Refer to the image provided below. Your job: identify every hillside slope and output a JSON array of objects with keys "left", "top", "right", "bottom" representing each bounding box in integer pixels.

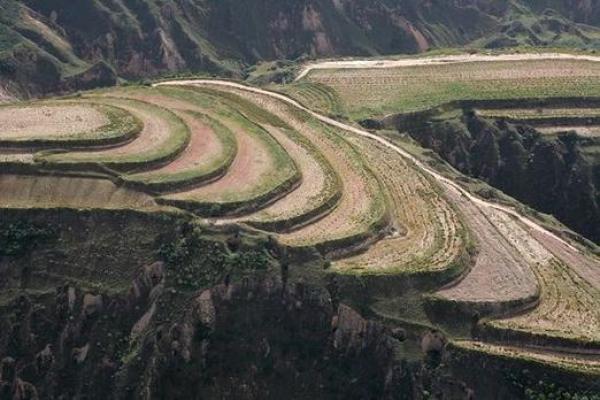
[{"left": 3, "top": 0, "right": 600, "bottom": 97}]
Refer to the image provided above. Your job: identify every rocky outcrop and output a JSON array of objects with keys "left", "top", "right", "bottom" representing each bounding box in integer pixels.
[
  {"left": 134, "top": 277, "right": 405, "bottom": 399},
  {"left": 0, "top": 259, "right": 477, "bottom": 399}
]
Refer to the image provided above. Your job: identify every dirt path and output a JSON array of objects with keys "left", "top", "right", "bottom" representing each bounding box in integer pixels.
[{"left": 295, "top": 53, "right": 600, "bottom": 81}]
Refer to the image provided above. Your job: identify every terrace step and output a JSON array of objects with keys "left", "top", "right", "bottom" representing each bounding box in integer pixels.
[
  {"left": 123, "top": 110, "right": 237, "bottom": 192},
  {"left": 0, "top": 174, "right": 155, "bottom": 209},
  {"left": 230, "top": 124, "right": 341, "bottom": 233},
  {"left": 199, "top": 85, "right": 389, "bottom": 258},
  {"left": 0, "top": 102, "right": 142, "bottom": 148},
  {"left": 275, "top": 121, "right": 389, "bottom": 258},
  {"left": 158, "top": 109, "right": 300, "bottom": 217},
  {"left": 452, "top": 340, "right": 600, "bottom": 376},
  {"left": 36, "top": 97, "right": 190, "bottom": 173},
  {"left": 430, "top": 186, "right": 540, "bottom": 317},
  {"left": 332, "top": 135, "right": 468, "bottom": 283}
]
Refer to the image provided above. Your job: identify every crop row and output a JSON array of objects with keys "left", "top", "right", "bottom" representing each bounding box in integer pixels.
[
  {"left": 307, "top": 60, "right": 600, "bottom": 118},
  {"left": 333, "top": 135, "right": 467, "bottom": 278}
]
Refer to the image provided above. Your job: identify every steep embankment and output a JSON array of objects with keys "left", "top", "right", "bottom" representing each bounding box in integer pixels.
[{"left": 405, "top": 112, "right": 600, "bottom": 244}]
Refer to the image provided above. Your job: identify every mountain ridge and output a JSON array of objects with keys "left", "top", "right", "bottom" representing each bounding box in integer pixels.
[{"left": 2, "top": 0, "right": 600, "bottom": 97}]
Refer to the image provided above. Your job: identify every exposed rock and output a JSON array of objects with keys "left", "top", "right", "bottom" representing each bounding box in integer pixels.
[{"left": 82, "top": 293, "right": 103, "bottom": 317}]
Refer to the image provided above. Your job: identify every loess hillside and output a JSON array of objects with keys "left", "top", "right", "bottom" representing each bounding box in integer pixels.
[
  {"left": 2, "top": 1, "right": 600, "bottom": 398},
  {"left": 3, "top": 0, "right": 600, "bottom": 97},
  {"left": 0, "top": 72, "right": 599, "bottom": 398}
]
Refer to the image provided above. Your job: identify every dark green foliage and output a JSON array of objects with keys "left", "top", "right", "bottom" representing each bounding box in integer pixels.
[
  {"left": 0, "top": 221, "right": 54, "bottom": 257},
  {"left": 505, "top": 369, "right": 600, "bottom": 400},
  {"left": 159, "top": 227, "right": 269, "bottom": 291}
]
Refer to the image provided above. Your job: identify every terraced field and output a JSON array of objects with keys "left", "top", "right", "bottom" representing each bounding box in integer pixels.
[
  {"left": 2, "top": 54, "right": 600, "bottom": 390},
  {"left": 275, "top": 82, "right": 346, "bottom": 118},
  {"left": 0, "top": 102, "right": 141, "bottom": 147},
  {"left": 37, "top": 98, "right": 190, "bottom": 171},
  {"left": 297, "top": 54, "right": 600, "bottom": 380},
  {"left": 332, "top": 136, "right": 466, "bottom": 276},
  {"left": 302, "top": 57, "right": 600, "bottom": 119},
  {"left": 433, "top": 187, "right": 539, "bottom": 312}
]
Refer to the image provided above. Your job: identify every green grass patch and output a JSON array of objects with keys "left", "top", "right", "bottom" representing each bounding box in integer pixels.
[{"left": 304, "top": 59, "right": 600, "bottom": 119}]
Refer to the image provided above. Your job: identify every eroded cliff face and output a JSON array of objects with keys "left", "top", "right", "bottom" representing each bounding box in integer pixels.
[
  {"left": 405, "top": 112, "right": 600, "bottom": 244},
  {"left": 0, "top": 271, "right": 478, "bottom": 400}
]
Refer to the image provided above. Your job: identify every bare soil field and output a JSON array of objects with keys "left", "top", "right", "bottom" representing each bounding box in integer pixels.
[
  {"left": 240, "top": 125, "right": 340, "bottom": 231},
  {"left": 275, "top": 128, "right": 385, "bottom": 252},
  {"left": 126, "top": 111, "right": 228, "bottom": 186},
  {"left": 91, "top": 89, "right": 236, "bottom": 189},
  {"left": 435, "top": 186, "right": 539, "bottom": 307},
  {"left": 38, "top": 98, "right": 188, "bottom": 169},
  {"left": 160, "top": 110, "right": 298, "bottom": 215},
  {"left": 206, "top": 89, "right": 341, "bottom": 231},
  {"left": 192, "top": 85, "right": 386, "bottom": 250},
  {"left": 247, "top": 109, "right": 387, "bottom": 251},
  {"left": 0, "top": 104, "right": 108, "bottom": 139},
  {"left": 164, "top": 117, "right": 271, "bottom": 200}
]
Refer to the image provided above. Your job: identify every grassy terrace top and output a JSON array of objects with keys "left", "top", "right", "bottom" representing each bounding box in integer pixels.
[{"left": 303, "top": 59, "right": 600, "bottom": 119}]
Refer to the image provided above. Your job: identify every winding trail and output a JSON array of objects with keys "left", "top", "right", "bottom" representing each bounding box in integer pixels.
[
  {"left": 154, "top": 79, "right": 585, "bottom": 258},
  {"left": 294, "top": 52, "right": 600, "bottom": 81}
]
